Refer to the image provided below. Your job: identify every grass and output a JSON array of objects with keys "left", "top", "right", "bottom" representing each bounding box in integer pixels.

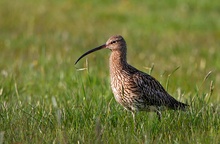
[{"left": 0, "top": 0, "right": 220, "bottom": 143}]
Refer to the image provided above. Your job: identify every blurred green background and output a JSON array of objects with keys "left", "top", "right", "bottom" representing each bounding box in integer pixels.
[{"left": 0, "top": 0, "right": 219, "bottom": 143}]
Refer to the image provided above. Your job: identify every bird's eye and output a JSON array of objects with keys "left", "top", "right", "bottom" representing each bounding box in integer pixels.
[{"left": 111, "top": 40, "right": 117, "bottom": 44}]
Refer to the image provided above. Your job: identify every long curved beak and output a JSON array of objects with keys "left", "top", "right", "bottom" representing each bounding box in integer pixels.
[{"left": 75, "top": 44, "right": 106, "bottom": 65}]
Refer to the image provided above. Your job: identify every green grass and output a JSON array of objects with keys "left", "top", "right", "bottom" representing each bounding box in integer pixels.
[{"left": 0, "top": 0, "right": 220, "bottom": 143}]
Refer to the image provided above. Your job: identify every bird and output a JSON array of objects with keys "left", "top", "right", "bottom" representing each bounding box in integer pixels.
[{"left": 75, "top": 35, "right": 188, "bottom": 122}]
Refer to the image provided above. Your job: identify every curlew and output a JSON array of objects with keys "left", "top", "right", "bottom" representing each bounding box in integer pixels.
[{"left": 75, "top": 35, "right": 188, "bottom": 122}]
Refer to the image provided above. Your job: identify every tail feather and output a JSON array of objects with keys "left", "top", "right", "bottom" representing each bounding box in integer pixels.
[
  {"left": 166, "top": 96, "right": 189, "bottom": 111},
  {"left": 173, "top": 101, "right": 189, "bottom": 111}
]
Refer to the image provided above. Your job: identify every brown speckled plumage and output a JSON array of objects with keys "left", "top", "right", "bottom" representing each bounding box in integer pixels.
[{"left": 75, "top": 35, "right": 188, "bottom": 121}]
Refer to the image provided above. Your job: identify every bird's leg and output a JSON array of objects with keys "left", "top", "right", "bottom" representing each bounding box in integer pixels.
[
  {"left": 156, "top": 110, "right": 161, "bottom": 121},
  {"left": 131, "top": 111, "right": 137, "bottom": 129},
  {"left": 132, "top": 112, "right": 136, "bottom": 124}
]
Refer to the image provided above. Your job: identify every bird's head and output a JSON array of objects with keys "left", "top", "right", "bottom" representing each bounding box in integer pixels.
[
  {"left": 105, "top": 35, "right": 126, "bottom": 51},
  {"left": 75, "top": 35, "right": 126, "bottom": 65}
]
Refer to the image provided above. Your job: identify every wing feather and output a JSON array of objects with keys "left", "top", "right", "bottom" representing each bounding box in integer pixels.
[{"left": 132, "top": 71, "right": 179, "bottom": 108}]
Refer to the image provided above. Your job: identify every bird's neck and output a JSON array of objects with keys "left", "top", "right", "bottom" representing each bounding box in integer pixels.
[{"left": 109, "top": 50, "right": 127, "bottom": 73}]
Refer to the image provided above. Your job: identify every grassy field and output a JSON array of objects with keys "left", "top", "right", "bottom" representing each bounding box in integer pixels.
[{"left": 0, "top": 0, "right": 220, "bottom": 143}]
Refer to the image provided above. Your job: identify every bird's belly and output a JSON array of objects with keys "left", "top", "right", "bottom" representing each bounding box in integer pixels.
[
  {"left": 112, "top": 87, "right": 121, "bottom": 103},
  {"left": 110, "top": 75, "right": 159, "bottom": 112},
  {"left": 112, "top": 86, "right": 154, "bottom": 112},
  {"left": 112, "top": 86, "right": 160, "bottom": 113}
]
